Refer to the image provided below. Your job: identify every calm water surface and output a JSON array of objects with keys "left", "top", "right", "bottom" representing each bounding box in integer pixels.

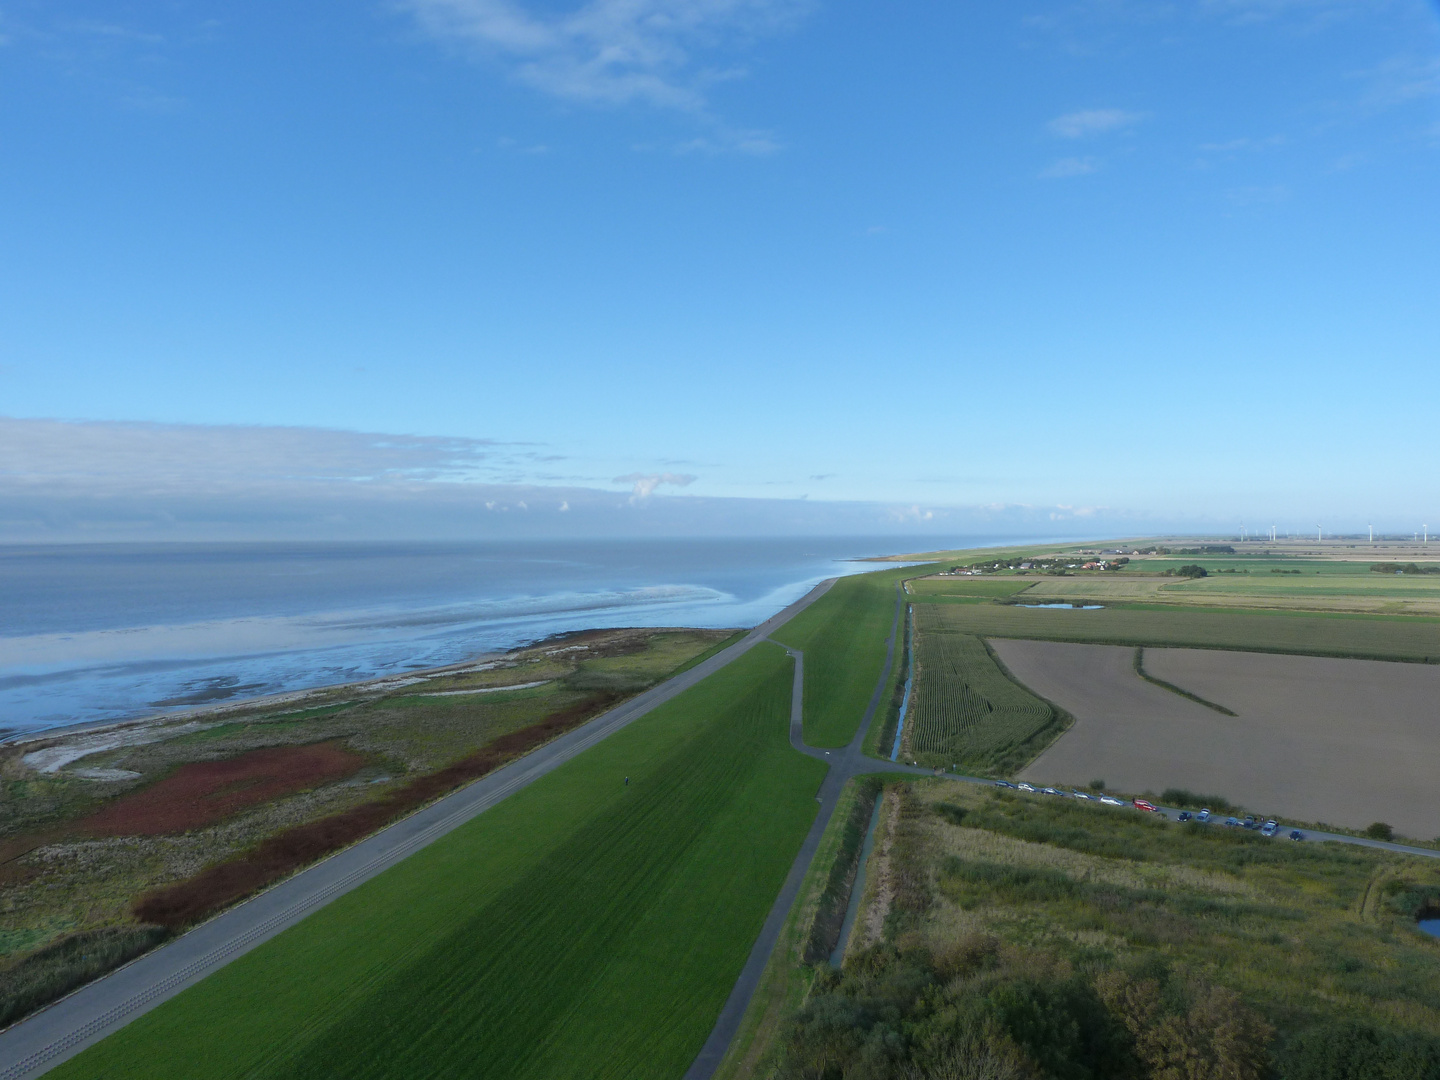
[{"left": 0, "top": 537, "right": 1027, "bottom": 737}]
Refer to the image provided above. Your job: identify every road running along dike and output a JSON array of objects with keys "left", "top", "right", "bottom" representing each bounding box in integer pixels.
[
  {"left": 685, "top": 584, "right": 1440, "bottom": 1080},
  {"left": 0, "top": 578, "right": 841, "bottom": 1080}
]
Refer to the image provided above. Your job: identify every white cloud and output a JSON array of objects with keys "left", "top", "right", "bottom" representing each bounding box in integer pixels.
[
  {"left": 614, "top": 471, "right": 697, "bottom": 501},
  {"left": 405, "top": 0, "right": 811, "bottom": 111},
  {"left": 0, "top": 417, "right": 525, "bottom": 492},
  {"left": 1040, "top": 156, "right": 1098, "bottom": 179},
  {"left": 1047, "top": 108, "right": 1144, "bottom": 138}
]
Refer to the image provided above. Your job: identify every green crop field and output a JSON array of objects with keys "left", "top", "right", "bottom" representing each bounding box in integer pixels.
[
  {"left": 51, "top": 643, "right": 827, "bottom": 1080},
  {"left": 772, "top": 570, "right": 905, "bottom": 747},
  {"left": 905, "top": 633, "right": 1059, "bottom": 774},
  {"left": 906, "top": 577, "right": 1036, "bottom": 600},
  {"left": 914, "top": 601, "right": 1440, "bottom": 662}
]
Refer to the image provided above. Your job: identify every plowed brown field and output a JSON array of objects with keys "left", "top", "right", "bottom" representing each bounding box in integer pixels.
[
  {"left": 998, "top": 639, "right": 1440, "bottom": 838},
  {"left": 81, "top": 743, "right": 365, "bottom": 837}
]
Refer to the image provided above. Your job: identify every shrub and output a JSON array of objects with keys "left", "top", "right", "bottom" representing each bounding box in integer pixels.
[
  {"left": 1175, "top": 564, "right": 1208, "bottom": 579},
  {"left": 1278, "top": 1021, "right": 1440, "bottom": 1079},
  {"left": 1161, "top": 789, "right": 1235, "bottom": 813},
  {"left": 0, "top": 925, "right": 170, "bottom": 1029},
  {"left": 1365, "top": 822, "right": 1395, "bottom": 841}
]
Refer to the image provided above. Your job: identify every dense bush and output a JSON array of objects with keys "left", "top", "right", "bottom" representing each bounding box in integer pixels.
[
  {"left": 773, "top": 940, "right": 1273, "bottom": 1080},
  {"left": 1174, "top": 565, "right": 1208, "bottom": 579},
  {"left": 1278, "top": 1021, "right": 1440, "bottom": 1079},
  {"left": 1365, "top": 822, "right": 1395, "bottom": 841}
]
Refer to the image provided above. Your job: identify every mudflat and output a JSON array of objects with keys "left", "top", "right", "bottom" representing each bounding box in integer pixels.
[{"left": 996, "top": 639, "right": 1440, "bottom": 838}]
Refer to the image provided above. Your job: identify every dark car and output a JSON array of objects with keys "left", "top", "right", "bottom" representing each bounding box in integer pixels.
[
  {"left": 1243, "top": 816, "right": 1258, "bottom": 829},
  {"left": 1289, "top": 830, "right": 1305, "bottom": 841},
  {"left": 1177, "top": 811, "right": 1193, "bottom": 822},
  {"left": 1224, "top": 817, "right": 1242, "bottom": 827}
]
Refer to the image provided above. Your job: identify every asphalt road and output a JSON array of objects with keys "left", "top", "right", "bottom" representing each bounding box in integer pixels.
[{"left": 0, "top": 578, "right": 839, "bottom": 1080}]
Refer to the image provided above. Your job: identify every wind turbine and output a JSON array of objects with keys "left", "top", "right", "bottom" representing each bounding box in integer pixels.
[
  {"left": 1369, "top": 524, "right": 1373, "bottom": 543},
  {"left": 1316, "top": 525, "right": 1322, "bottom": 542}
]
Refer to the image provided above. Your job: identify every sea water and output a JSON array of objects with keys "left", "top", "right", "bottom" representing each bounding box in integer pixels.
[{"left": 0, "top": 537, "right": 1023, "bottom": 738}]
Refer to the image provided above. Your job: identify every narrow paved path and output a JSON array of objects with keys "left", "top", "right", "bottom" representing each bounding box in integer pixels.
[{"left": 0, "top": 580, "right": 840, "bottom": 1080}]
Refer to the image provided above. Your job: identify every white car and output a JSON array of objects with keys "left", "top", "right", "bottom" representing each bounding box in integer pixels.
[
  {"left": 1017, "top": 782, "right": 1036, "bottom": 792},
  {"left": 1197, "top": 808, "right": 1211, "bottom": 822},
  {"left": 1099, "top": 795, "right": 1125, "bottom": 807},
  {"left": 1041, "top": 787, "right": 1063, "bottom": 796},
  {"left": 1071, "top": 790, "right": 1093, "bottom": 801}
]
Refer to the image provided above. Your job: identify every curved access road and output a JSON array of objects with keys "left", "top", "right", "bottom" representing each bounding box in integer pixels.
[{"left": 0, "top": 579, "right": 839, "bottom": 1080}]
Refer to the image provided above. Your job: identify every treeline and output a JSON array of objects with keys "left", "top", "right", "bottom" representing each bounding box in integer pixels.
[
  {"left": 1160, "top": 564, "right": 1207, "bottom": 579},
  {"left": 1372, "top": 563, "right": 1440, "bottom": 576}
]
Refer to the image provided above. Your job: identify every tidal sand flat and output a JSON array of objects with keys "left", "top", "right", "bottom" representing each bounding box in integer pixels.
[{"left": 998, "top": 639, "right": 1440, "bottom": 838}]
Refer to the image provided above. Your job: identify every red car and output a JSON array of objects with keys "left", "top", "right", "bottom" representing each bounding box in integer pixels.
[{"left": 1132, "top": 799, "right": 1158, "bottom": 812}]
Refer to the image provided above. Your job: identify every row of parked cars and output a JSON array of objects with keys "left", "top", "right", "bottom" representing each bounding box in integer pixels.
[{"left": 993, "top": 781, "right": 1305, "bottom": 841}]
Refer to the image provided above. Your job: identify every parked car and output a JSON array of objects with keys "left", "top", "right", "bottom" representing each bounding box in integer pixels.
[
  {"left": 1017, "top": 782, "right": 1036, "bottom": 792},
  {"left": 1224, "top": 817, "right": 1242, "bottom": 827},
  {"left": 1177, "top": 811, "right": 1193, "bottom": 822},
  {"left": 1099, "top": 796, "right": 1125, "bottom": 807},
  {"left": 1242, "top": 816, "right": 1258, "bottom": 829},
  {"left": 1133, "top": 799, "right": 1158, "bottom": 812},
  {"left": 1289, "top": 830, "right": 1305, "bottom": 841},
  {"left": 1261, "top": 820, "right": 1278, "bottom": 837},
  {"left": 994, "top": 780, "right": 1016, "bottom": 789},
  {"left": 1197, "top": 809, "right": 1211, "bottom": 822},
  {"left": 1072, "top": 790, "right": 1093, "bottom": 800},
  {"left": 1041, "top": 787, "right": 1062, "bottom": 796}
]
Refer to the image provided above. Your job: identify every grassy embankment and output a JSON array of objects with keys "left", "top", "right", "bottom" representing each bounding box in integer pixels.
[
  {"left": 771, "top": 570, "right": 907, "bottom": 747},
  {"left": 0, "top": 629, "right": 738, "bottom": 1026},
  {"left": 52, "top": 643, "right": 826, "bottom": 1080},
  {"left": 713, "top": 775, "right": 888, "bottom": 1080},
  {"left": 757, "top": 778, "right": 1440, "bottom": 1080}
]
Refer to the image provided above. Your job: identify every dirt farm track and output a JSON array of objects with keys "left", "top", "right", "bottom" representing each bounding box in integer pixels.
[{"left": 999, "top": 640, "right": 1440, "bottom": 839}]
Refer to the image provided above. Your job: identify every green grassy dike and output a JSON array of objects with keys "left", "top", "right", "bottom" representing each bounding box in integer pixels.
[
  {"left": 52, "top": 643, "right": 826, "bottom": 1080},
  {"left": 773, "top": 569, "right": 911, "bottom": 747}
]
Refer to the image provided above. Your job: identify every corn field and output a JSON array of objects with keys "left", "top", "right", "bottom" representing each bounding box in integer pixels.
[{"left": 906, "top": 630, "right": 1057, "bottom": 773}]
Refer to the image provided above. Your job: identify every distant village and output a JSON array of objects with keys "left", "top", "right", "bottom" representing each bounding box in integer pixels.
[{"left": 941, "top": 549, "right": 1140, "bottom": 577}]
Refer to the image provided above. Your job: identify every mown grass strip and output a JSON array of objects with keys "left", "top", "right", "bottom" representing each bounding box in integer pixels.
[
  {"left": 51, "top": 644, "right": 826, "bottom": 1080},
  {"left": 772, "top": 570, "right": 908, "bottom": 747}
]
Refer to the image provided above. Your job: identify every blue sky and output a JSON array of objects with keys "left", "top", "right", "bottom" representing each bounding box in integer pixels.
[{"left": 1, "top": 0, "right": 1437, "bottom": 539}]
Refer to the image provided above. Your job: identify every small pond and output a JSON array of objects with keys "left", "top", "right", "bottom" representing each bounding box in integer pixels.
[{"left": 1017, "top": 603, "right": 1104, "bottom": 610}]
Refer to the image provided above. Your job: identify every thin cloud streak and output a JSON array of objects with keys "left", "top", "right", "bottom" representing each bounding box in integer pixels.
[
  {"left": 1047, "top": 108, "right": 1144, "bottom": 138},
  {"left": 405, "top": 0, "right": 812, "bottom": 111}
]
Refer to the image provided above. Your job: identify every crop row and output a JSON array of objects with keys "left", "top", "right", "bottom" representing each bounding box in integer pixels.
[{"left": 906, "top": 631, "right": 1056, "bottom": 774}]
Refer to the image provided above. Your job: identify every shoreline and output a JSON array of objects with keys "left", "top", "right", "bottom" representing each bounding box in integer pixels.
[{"left": 2, "top": 624, "right": 736, "bottom": 766}]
